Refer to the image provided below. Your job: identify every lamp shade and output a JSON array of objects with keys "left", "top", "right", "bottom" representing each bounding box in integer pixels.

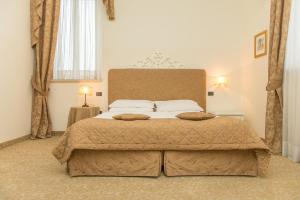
[{"left": 78, "top": 85, "right": 93, "bottom": 96}]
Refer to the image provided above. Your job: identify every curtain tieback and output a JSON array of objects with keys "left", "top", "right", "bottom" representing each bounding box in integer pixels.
[{"left": 31, "top": 80, "right": 48, "bottom": 97}]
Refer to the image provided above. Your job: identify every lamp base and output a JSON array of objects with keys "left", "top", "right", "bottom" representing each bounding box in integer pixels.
[{"left": 82, "top": 104, "right": 89, "bottom": 107}]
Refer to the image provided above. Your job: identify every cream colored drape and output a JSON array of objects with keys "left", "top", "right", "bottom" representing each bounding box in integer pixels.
[
  {"left": 30, "top": 0, "right": 60, "bottom": 139},
  {"left": 282, "top": 0, "right": 300, "bottom": 162},
  {"left": 103, "top": 0, "right": 115, "bottom": 20},
  {"left": 265, "top": 0, "right": 291, "bottom": 154}
]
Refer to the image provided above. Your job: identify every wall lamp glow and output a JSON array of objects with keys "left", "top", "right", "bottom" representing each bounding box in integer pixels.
[{"left": 215, "top": 76, "right": 227, "bottom": 87}]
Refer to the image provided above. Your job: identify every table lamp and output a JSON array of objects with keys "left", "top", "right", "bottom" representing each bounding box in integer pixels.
[{"left": 79, "top": 86, "right": 93, "bottom": 107}]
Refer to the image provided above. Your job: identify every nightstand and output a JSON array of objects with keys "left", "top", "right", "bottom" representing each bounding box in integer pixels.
[
  {"left": 67, "top": 106, "right": 100, "bottom": 127},
  {"left": 212, "top": 111, "right": 245, "bottom": 120}
]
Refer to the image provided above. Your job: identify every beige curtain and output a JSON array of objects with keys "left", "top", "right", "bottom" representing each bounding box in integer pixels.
[
  {"left": 103, "top": 0, "right": 115, "bottom": 20},
  {"left": 265, "top": 0, "right": 291, "bottom": 154},
  {"left": 30, "top": 0, "right": 60, "bottom": 139}
]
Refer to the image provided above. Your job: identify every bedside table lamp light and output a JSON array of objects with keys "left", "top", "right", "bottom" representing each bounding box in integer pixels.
[{"left": 79, "top": 86, "right": 93, "bottom": 107}]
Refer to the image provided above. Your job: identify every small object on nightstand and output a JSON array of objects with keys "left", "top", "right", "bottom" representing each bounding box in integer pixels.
[
  {"left": 67, "top": 106, "right": 100, "bottom": 127},
  {"left": 79, "top": 85, "right": 93, "bottom": 107},
  {"left": 211, "top": 111, "right": 245, "bottom": 120}
]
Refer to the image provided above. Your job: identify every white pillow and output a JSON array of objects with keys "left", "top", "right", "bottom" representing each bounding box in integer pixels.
[
  {"left": 109, "top": 107, "right": 153, "bottom": 113},
  {"left": 109, "top": 99, "right": 154, "bottom": 109},
  {"left": 155, "top": 100, "right": 203, "bottom": 112}
]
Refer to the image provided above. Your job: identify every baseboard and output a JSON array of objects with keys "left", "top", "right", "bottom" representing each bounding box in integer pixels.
[
  {"left": 0, "top": 134, "right": 31, "bottom": 150},
  {"left": 0, "top": 131, "right": 65, "bottom": 150}
]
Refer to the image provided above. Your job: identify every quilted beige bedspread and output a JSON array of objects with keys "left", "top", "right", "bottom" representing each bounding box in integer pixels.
[{"left": 53, "top": 117, "right": 270, "bottom": 175}]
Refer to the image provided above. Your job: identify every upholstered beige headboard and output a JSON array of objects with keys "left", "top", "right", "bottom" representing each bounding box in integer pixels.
[{"left": 108, "top": 69, "right": 206, "bottom": 110}]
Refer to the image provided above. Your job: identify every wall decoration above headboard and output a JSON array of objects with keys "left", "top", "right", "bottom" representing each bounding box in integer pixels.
[{"left": 133, "top": 52, "right": 185, "bottom": 68}]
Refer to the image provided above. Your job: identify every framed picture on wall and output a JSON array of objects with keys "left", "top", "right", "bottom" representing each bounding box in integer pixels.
[{"left": 254, "top": 30, "right": 268, "bottom": 58}]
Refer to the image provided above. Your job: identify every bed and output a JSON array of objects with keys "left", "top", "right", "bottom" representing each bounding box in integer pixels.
[{"left": 53, "top": 69, "right": 270, "bottom": 177}]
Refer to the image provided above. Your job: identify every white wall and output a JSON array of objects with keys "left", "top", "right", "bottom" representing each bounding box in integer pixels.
[
  {"left": 240, "top": 0, "right": 270, "bottom": 137},
  {"left": 103, "top": 0, "right": 246, "bottom": 114},
  {"left": 0, "top": 0, "right": 33, "bottom": 142},
  {"left": 49, "top": 0, "right": 270, "bottom": 137}
]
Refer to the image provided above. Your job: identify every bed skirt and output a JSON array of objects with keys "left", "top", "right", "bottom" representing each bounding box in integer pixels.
[
  {"left": 164, "top": 150, "right": 258, "bottom": 176},
  {"left": 67, "top": 150, "right": 263, "bottom": 177},
  {"left": 67, "top": 150, "right": 162, "bottom": 177}
]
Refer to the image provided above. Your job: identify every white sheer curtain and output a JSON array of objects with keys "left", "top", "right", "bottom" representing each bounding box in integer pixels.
[
  {"left": 283, "top": 0, "right": 300, "bottom": 162},
  {"left": 53, "top": 0, "right": 102, "bottom": 80}
]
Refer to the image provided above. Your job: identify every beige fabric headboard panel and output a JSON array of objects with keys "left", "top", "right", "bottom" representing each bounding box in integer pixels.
[{"left": 108, "top": 69, "right": 206, "bottom": 110}]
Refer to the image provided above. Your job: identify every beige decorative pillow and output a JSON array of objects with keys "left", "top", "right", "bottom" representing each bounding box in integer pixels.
[
  {"left": 176, "top": 112, "right": 216, "bottom": 121},
  {"left": 113, "top": 114, "right": 150, "bottom": 121}
]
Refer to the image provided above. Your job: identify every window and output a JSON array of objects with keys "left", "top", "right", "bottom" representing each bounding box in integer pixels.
[{"left": 53, "top": 0, "right": 101, "bottom": 81}]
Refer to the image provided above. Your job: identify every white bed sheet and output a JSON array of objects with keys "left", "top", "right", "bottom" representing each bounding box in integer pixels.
[{"left": 95, "top": 111, "right": 185, "bottom": 119}]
